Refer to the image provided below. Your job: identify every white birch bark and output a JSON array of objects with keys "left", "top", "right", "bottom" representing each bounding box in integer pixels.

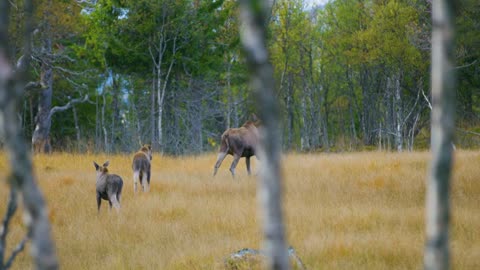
[
  {"left": 239, "top": 0, "right": 290, "bottom": 269},
  {"left": 424, "top": 1, "right": 456, "bottom": 270},
  {"left": 394, "top": 73, "right": 403, "bottom": 152}
]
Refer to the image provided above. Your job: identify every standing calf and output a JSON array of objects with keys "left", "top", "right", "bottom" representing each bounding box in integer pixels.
[
  {"left": 213, "top": 115, "right": 261, "bottom": 177},
  {"left": 93, "top": 161, "right": 123, "bottom": 212},
  {"left": 132, "top": 144, "right": 152, "bottom": 192}
]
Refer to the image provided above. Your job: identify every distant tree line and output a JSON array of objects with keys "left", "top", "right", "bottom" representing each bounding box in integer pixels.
[{"left": 4, "top": 0, "right": 480, "bottom": 154}]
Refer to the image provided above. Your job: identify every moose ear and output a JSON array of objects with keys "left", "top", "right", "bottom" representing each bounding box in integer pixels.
[
  {"left": 251, "top": 113, "right": 258, "bottom": 122},
  {"left": 103, "top": 161, "right": 110, "bottom": 167},
  {"left": 93, "top": 161, "right": 100, "bottom": 170}
]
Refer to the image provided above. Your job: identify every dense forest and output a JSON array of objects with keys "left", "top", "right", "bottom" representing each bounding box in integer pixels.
[{"left": 5, "top": 0, "right": 480, "bottom": 154}]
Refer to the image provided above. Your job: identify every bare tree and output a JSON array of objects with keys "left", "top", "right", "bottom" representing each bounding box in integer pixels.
[
  {"left": 0, "top": 0, "right": 58, "bottom": 269},
  {"left": 148, "top": 2, "right": 179, "bottom": 151},
  {"left": 239, "top": 0, "right": 290, "bottom": 269},
  {"left": 424, "top": 1, "right": 456, "bottom": 270}
]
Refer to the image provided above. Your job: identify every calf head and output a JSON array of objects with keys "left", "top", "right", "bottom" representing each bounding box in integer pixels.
[
  {"left": 93, "top": 161, "right": 109, "bottom": 177},
  {"left": 140, "top": 144, "right": 152, "bottom": 161}
]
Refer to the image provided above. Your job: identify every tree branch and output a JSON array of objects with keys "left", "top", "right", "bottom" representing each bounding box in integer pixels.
[
  {"left": 422, "top": 89, "right": 433, "bottom": 110},
  {"left": 456, "top": 128, "right": 480, "bottom": 137},
  {"left": 4, "top": 235, "right": 29, "bottom": 269},
  {"left": 0, "top": 188, "right": 18, "bottom": 267},
  {"left": 24, "top": 81, "right": 45, "bottom": 92},
  {"left": 48, "top": 94, "right": 90, "bottom": 119},
  {"left": 454, "top": 59, "right": 477, "bottom": 70}
]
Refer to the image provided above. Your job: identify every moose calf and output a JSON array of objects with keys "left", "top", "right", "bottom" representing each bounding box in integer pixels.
[
  {"left": 94, "top": 161, "right": 123, "bottom": 212},
  {"left": 132, "top": 144, "right": 152, "bottom": 192}
]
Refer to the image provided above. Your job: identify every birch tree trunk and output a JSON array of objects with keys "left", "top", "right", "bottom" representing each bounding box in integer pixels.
[
  {"left": 424, "top": 1, "right": 456, "bottom": 269},
  {"left": 151, "top": 64, "right": 156, "bottom": 145},
  {"left": 72, "top": 105, "right": 80, "bottom": 151},
  {"left": 300, "top": 90, "right": 309, "bottom": 151},
  {"left": 150, "top": 31, "right": 176, "bottom": 152},
  {"left": 0, "top": 0, "right": 58, "bottom": 268},
  {"left": 95, "top": 93, "right": 100, "bottom": 149},
  {"left": 239, "top": 0, "right": 290, "bottom": 269},
  {"left": 102, "top": 91, "right": 109, "bottom": 152},
  {"left": 394, "top": 72, "right": 403, "bottom": 152}
]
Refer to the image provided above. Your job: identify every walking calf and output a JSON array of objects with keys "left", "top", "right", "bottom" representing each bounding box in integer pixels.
[
  {"left": 94, "top": 161, "right": 123, "bottom": 212},
  {"left": 132, "top": 144, "right": 152, "bottom": 192}
]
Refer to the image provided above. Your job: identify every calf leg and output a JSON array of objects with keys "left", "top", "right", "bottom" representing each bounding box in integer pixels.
[
  {"left": 110, "top": 194, "right": 121, "bottom": 211},
  {"left": 141, "top": 171, "right": 149, "bottom": 192},
  {"left": 246, "top": 156, "right": 251, "bottom": 176},
  {"left": 229, "top": 154, "right": 241, "bottom": 178},
  {"left": 147, "top": 169, "right": 151, "bottom": 185},
  {"left": 117, "top": 190, "right": 122, "bottom": 203},
  {"left": 96, "top": 193, "right": 101, "bottom": 213},
  {"left": 133, "top": 171, "right": 140, "bottom": 193},
  {"left": 213, "top": 151, "right": 228, "bottom": 176}
]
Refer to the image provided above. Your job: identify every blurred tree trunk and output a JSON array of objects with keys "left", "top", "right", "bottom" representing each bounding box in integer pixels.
[
  {"left": 424, "top": 1, "right": 456, "bottom": 270},
  {"left": 239, "top": 0, "right": 289, "bottom": 269},
  {"left": 0, "top": 0, "right": 58, "bottom": 269}
]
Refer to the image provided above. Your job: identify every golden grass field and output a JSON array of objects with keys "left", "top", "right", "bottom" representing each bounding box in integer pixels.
[{"left": 0, "top": 151, "right": 479, "bottom": 269}]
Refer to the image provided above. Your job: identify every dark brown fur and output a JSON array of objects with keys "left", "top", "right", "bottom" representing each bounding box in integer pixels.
[
  {"left": 213, "top": 117, "right": 261, "bottom": 177},
  {"left": 132, "top": 144, "right": 152, "bottom": 192}
]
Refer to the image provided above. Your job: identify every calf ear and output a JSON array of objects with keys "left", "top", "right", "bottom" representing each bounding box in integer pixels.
[
  {"left": 93, "top": 161, "right": 100, "bottom": 170},
  {"left": 103, "top": 160, "right": 110, "bottom": 167}
]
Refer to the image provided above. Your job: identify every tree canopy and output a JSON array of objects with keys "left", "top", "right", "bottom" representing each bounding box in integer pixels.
[{"left": 5, "top": 0, "right": 480, "bottom": 153}]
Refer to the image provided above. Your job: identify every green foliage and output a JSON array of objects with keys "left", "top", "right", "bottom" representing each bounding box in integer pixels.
[{"left": 11, "top": 0, "right": 480, "bottom": 153}]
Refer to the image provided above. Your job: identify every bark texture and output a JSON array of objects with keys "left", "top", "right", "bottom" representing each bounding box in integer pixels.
[
  {"left": 424, "top": 1, "right": 456, "bottom": 270},
  {"left": 239, "top": 0, "right": 290, "bottom": 269}
]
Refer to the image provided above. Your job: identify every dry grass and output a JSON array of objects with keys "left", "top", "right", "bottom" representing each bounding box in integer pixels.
[{"left": 0, "top": 151, "right": 479, "bottom": 269}]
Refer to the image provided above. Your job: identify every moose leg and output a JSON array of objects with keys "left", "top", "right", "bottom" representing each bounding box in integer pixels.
[
  {"left": 213, "top": 151, "right": 228, "bottom": 176},
  {"left": 141, "top": 171, "right": 149, "bottom": 192},
  {"left": 147, "top": 169, "right": 151, "bottom": 185},
  {"left": 133, "top": 171, "right": 139, "bottom": 193},
  {"left": 246, "top": 156, "right": 251, "bottom": 176},
  {"left": 96, "top": 193, "right": 101, "bottom": 213},
  {"left": 108, "top": 200, "right": 113, "bottom": 209},
  {"left": 110, "top": 194, "right": 121, "bottom": 211},
  {"left": 146, "top": 169, "right": 151, "bottom": 191},
  {"left": 229, "top": 154, "right": 241, "bottom": 177}
]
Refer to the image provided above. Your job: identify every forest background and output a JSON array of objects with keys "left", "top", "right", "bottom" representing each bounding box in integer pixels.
[{"left": 5, "top": 0, "right": 480, "bottom": 154}]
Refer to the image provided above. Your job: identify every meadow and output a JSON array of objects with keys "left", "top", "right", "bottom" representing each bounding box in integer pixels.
[{"left": 0, "top": 151, "right": 479, "bottom": 269}]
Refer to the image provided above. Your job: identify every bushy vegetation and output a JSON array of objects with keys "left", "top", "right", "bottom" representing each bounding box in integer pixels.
[{"left": 6, "top": 0, "right": 480, "bottom": 154}]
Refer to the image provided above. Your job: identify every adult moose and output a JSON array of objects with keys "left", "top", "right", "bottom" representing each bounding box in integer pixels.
[{"left": 213, "top": 114, "right": 261, "bottom": 177}]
